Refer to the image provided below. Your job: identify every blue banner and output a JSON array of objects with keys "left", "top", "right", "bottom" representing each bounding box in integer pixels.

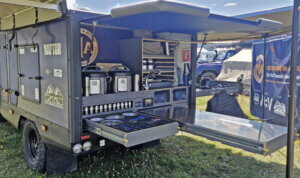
[{"left": 251, "top": 34, "right": 300, "bottom": 127}]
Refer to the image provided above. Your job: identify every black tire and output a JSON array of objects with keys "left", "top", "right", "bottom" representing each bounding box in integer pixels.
[
  {"left": 23, "top": 120, "right": 46, "bottom": 173},
  {"left": 0, "top": 114, "right": 6, "bottom": 122},
  {"left": 198, "top": 72, "right": 217, "bottom": 86}
]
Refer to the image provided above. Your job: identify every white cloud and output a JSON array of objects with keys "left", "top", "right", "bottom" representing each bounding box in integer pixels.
[
  {"left": 66, "top": 0, "right": 79, "bottom": 9},
  {"left": 115, "top": 3, "right": 121, "bottom": 8},
  {"left": 212, "top": 3, "right": 217, "bottom": 6},
  {"left": 224, "top": 2, "right": 237, "bottom": 7}
]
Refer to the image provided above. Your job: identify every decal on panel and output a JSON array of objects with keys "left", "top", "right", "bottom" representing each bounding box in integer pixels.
[
  {"left": 30, "top": 47, "right": 38, "bottom": 53},
  {"left": 1, "top": 91, "right": 8, "bottom": 101},
  {"left": 44, "top": 84, "right": 63, "bottom": 109},
  {"left": 21, "top": 85, "right": 25, "bottom": 96},
  {"left": 34, "top": 88, "right": 40, "bottom": 101},
  {"left": 273, "top": 100, "right": 286, "bottom": 117},
  {"left": 80, "top": 28, "right": 98, "bottom": 66},
  {"left": 44, "top": 69, "right": 51, "bottom": 76},
  {"left": 253, "top": 54, "right": 264, "bottom": 83},
  {"left": 19, "top": 48, "right": 25, "bottom": 55},
  {"left": 44, "top": 43, "right": 62, "bottom": 56},
  {"left": 54, "top": 69, "right": 63, "bottom": 78}
]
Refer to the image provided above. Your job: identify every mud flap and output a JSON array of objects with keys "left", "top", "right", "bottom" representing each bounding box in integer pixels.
[
  {"left": 46, "top": 145, "right": 77, "bottom": 176},
  {"left": 140, "top": 105, "right": 288, "bottom": 155}
]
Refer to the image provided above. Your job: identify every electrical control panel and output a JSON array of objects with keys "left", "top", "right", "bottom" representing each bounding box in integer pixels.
[{"left": 81, "top": 87, "right": 188, "bottom": 119}]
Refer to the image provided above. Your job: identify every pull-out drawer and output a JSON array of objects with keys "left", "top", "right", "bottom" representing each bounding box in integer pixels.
[
  {"left": 140, "top": 106, "right": 288, "bottom": 155},
  {"left": 84, "top": 112, "right": 178, "bottom": 147}
]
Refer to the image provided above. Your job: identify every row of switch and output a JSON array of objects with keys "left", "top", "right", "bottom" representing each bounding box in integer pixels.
[{"left": 83, "top": 101, "right": 134, "bottom": 115}]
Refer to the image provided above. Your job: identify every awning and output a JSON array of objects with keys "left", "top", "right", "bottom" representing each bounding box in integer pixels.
[
  {"left": 91, "top": 1, "right": 284, "bottom": 41},
  {"left": 0, "top": 0, "right": 63, "bottom": 31},
  {"left": 234, "top": 6, "right": 293, "bottom": 37}
]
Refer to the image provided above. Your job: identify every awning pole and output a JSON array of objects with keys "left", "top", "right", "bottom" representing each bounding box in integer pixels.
[
  {"left": 196, "top": 33, "right": 207, "bottom": 59},
  {"left": 190, "top": 33, "right": 198, "bottom": 106},
  {"left": 286, "top": 0, "right": 299, "bottom": 177},
  {"left": 262, "top": 33, "right": 268, "bottom": 120}
]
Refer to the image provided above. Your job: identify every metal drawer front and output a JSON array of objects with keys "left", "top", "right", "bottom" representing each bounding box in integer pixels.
[{"left": 84, "top": 113, "right": 178, "bottom": 147}]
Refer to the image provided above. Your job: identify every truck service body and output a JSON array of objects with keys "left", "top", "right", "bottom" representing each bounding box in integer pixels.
[{"left": 0, "top": 0, "right": 290, "bottom": 175}]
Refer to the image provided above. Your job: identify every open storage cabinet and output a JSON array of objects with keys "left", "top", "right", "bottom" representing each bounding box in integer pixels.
[
  {"left": 79, "top": 0, "right": 288, "bottom": 157},
  {"left": 120, "top": 38, "right": 177, "bottom": 86}
]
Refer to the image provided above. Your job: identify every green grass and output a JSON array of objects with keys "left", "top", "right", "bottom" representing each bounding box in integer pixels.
[{"left": 0, "top": 95, "right": 300, "bottom": 177}]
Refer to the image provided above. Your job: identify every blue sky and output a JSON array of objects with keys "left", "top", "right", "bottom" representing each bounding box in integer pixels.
[{"left": 67, "top": 0, "right": 293, "bottom": 16}]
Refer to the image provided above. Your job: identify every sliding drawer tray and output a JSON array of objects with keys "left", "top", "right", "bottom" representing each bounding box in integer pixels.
[
  {"left": 84, "top": 112, "right": 178, "bottom": 147},
  {"left": 140, "top": 106, "right": 288, "bottom": 155},
  {"left": 196, "top": 81, "right": 243, "bottom": 97}
]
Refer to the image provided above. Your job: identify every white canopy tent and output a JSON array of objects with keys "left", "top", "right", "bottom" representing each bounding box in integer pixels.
[{"left": 216, "top": 48, "right": 252, "bottom": 93}]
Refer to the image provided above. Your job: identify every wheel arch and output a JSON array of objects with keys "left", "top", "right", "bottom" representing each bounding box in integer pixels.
[
  {"left": 199, "top": 70, "right": 218, "bottom": 78},
  {"left": 18, "top": 115, "right": 28, "bottom": 130}
]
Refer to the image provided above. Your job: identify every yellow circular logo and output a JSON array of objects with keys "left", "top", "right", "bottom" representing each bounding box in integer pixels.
[
  {"left": 254, "top": 54, "right": 264, "bottom": 83},
  {"left": 80, "top": 28, "right": 99, "bottom": 66}
]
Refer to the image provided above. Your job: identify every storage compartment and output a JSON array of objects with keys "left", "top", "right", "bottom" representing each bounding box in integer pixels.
[
  {"left": 173, "top": 88, "right": 187, "bottom": 101},
  {"left": 143, "top": 41, "right": 164, "bottom": 55},
  {"left": 19, "top": 45, "right": 41, "bottom": 102},
  {"left": 154, "top": 90, "right": 170, "bottom": 104},
  {"left": 84, "top": 112, "right": 178, "bottom": 147},
  {"left": 0, "top": 35, "right": 8, "bottom": 102},
  {"left": 120, "top": 38, "right": 179, "bottom": 90}
]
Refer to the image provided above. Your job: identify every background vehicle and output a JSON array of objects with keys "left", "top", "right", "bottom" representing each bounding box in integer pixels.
[{"left": 197, "top": 49, "right": 239, "bottom": 86}]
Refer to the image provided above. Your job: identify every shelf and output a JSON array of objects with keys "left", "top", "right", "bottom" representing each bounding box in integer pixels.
[
  {"left": 143, "top": 55, "right": 175, "bottom": 59},
  {"left": 145, "top": 79, "right": 175, "bottom": 82},
  {"left": 155, "top": 66, "right": 174, "bottom": 69},
  {"left": 143, "top": 71, "right": 174, "bottom": 74},
  {"left": 154, "top": 61, "right": 175, "bottom": 64},
  {"left": 158, "top": 74, "right": 174, "bottom": 77}
]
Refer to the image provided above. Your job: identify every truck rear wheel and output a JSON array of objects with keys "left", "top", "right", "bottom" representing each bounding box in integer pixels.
[
  {"left": 198, "top": 72, "right": 217, "bottom": 86},
  {"left": 23, "top": 120, "right": 46, "bottom": 173},
  {"left": 0, "top": 114, "right": 6, "bottom": 122}
]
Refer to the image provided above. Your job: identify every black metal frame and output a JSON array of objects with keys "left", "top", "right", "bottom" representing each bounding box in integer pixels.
[
  {"left": 262, "top": 33, "right": 268, "bottom": 120},
  {"left": 67, "top": 11, "right": 82, "bottom": 144},
  {"left": 286, "top": 0, "right": 299, "bottom": 177},
  {"left": 189, "top": 33, "right": 198, "bottom": 107}
]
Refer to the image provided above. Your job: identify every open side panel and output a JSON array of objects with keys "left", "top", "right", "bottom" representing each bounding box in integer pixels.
[
  {"left": 0, "top": 35, "right": 8, "bottom": 102},
  {"left": 19, "top": 45, "right": 41, "bottom": 102},
  {"left": 140, "top": 105, "right": 288, "bottom": 155}
]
